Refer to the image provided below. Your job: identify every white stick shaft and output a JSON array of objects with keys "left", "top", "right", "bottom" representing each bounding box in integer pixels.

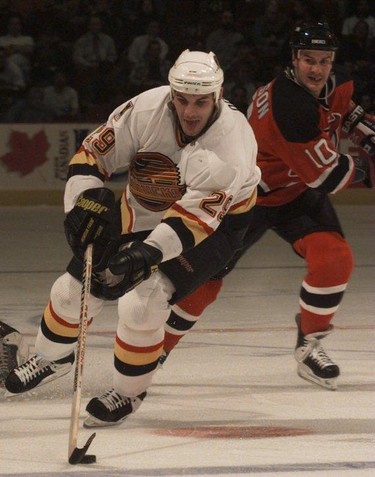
[{"left": 68, "top": 244, "right": 93, "bottom": 458}]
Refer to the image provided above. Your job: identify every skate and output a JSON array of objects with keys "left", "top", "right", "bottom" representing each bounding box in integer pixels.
[
  {"left": 157, "top": 350, "right": 170, "bottom": 368},
  {"left": 5, "top": 352, "right": 75, "bottom": 394},
  {"left": 84, "top": 388, "right": 147, "bottom": 428},
  {"left": 294, "top": 314, "right": 340, "bottom": 390},
  {"left": 0, "top": 321, "right": 28, "bottom": 387}
]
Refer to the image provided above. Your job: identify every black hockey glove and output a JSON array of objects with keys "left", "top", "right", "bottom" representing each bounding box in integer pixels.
[
  {"left": 353, "top": 156, "right": 375, "bottom": 188},
  {"left": 90, "top": 241, "right": 163, "bottom": 300},
  {"left": 64, "top": 187, "right": 116, "bottom": 266},
  {"left": 109, "top": 240, "right": 162, "bottom": 281}
]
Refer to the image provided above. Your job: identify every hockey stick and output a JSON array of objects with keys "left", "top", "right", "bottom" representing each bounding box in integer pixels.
[{"left": 68, "top": 243, "right": 97, "bottom": 465}]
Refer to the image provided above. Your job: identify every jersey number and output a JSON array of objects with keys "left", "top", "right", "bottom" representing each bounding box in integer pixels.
[
  {"left": 86, "top": 126, "right": 116, "bottom": 155},
  {"left": 200, "top": 192, "right": 233, "bottom": 222},
  {"left": 305, "top": 138, "right": 338, "bottom": 167}
]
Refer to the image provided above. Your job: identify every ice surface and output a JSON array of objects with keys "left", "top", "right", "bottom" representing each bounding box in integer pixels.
[{"left": 1, "top": 205, "right": 374, "bottom": 476}]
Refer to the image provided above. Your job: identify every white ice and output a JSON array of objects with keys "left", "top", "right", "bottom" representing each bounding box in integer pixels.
[{"left": 1, "top": 203, "right": 374, "bottom": 476}]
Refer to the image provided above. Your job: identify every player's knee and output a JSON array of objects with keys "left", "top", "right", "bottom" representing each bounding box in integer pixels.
[
  {"left": 302, "top": 232, "right": 354, "bottom": 283},
  {"left": 118, "top": 273, "right": 174, "bottom": 332},
  {"left": 319, "top": 234, "right": 353, "bottom": 279},
  {"left": 177, "top": 279, "right": 223, "bottom": 316},
  {"left": 50, "top": 272, "right": 104, "bottom": 318}
]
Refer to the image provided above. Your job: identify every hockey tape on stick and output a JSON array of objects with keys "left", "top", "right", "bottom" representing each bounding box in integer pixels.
[{"left": 68, "top": 243, "right": 97, "bottom": 465}]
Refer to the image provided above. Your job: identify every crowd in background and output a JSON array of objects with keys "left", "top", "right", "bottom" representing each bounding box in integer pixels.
[{"left": 0, "top": 0, "right": 374, "bottom": 123}]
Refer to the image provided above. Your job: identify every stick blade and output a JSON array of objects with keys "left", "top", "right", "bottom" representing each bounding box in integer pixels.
[{"left": 68, "top": 432, "right": 96, "bottom": 465}]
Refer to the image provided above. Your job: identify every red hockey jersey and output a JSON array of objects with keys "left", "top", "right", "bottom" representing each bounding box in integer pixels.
[{"left": 248, "top": 69, "right": 356, "bottom": 206}]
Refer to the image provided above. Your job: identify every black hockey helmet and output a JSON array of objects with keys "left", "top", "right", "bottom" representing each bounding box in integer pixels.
[{"left": 289, "top": 21, "right": 339, "bottom": 52}]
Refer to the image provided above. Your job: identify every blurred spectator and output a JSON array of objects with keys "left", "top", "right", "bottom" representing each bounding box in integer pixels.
[
  {"left": 128, "top": 38, "right": 170, "bottom": 95},
  {"left": 73, "top": 14, "right": 117, "bottom": 104},
  {"left": 31, "top": 28, "right": 73, "bottom": 86},
  {"left": 251, "top": 0, "right": 289, "bottom": 62},
  {"left": 161, "top": 3, "right": 205, "bottom": 60},
  {"left": 3, "top": 85, "right": 53, "bottom": 122},
  {"left": 0, "top": 44, "right": 25, "bottom": 91},
  {"left": 0, "top": 14, "right": 34, "bottom": 83},
  {"left": 232, "top": 0, "right": 265, "bottom": 37},
  {"left": 43, "top": 70, "right": 80, "bottom": 122},
  {"left": 336, "top": 59, "right": 369, "bottom": 101},
  {"left": 337, "top": 19, "right": 374, "bottom": 63},
  {"left": 224, "top": 40, "right": 258, "bottom": 74},
  {"left": 285, "top": 0, "right": 316, "bottom": 27},
  {"left": 205, "top": 10, "right": 244, "bottom": 73},
  {"left": 126, "top": 0, "right": 162, "bottom": 38},
  {"left": 341, "top": 0, "right": 375, "bottom": 39},
  {"left": 84, "top": 0, "right": 125, "bottom": 51},
  {"left": 23, "top": 0, "right": 78, "bottom": 41},
  {"left": 127, "top": 20, "right": 169, "bottom": 66},
  {"left": 121, "top": 0, "right": 139, "bottom": 20},
  {"left": 73, "top": 14, "right": 117, "bottom": 70},
  {"left": 0, "top": 44, "right": 25, "bottom": 119},
  {"left": 224, "top": 61, "right": 257, "bottom": 106},
  {"left": 337, "top": 15, "right": 374, "bottom": 103},
  {"left": 316, "top": 0, "right": 346, "bottom": 36}
]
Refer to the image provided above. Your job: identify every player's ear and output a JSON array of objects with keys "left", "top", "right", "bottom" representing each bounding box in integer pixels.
[
  {"left": 218, "top": 87, "right": 224, "bottom": 101},
  {"left": 291, "top": 50, "right": 298, "bottom": 67}
]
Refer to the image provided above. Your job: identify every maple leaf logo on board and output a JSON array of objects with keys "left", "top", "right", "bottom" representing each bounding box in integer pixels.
[{"left": 0, "top": 130, "right": 50, "bottom": 176}]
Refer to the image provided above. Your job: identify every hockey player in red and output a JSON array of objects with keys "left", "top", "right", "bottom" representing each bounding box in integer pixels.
[
  {"left": 5, "top": 50, "right": 260, "bottom": 426},
  {"left": 160, "top": 21, "right": 375, "bottom": 390}
]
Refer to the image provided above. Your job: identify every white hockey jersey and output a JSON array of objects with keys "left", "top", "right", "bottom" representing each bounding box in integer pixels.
[{"left": 64, "top": 86, "right": 260, "bottom": 262}]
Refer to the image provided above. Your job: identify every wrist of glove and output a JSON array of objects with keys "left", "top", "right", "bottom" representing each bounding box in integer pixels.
[
  {"left": 109, "top": 240, "right": 162, "bottom": 280},
  {"left": 342, "top": 104, "right": 364, "bottom": 135},
  {"left": 64, "top": 187, "right": 116, "bottom": 265},
  {"left": 343, "top": 104, "right": 375, "bottom": 157},
  {"left": 90, "top": 241, "right": 163, "bottom": 300}
]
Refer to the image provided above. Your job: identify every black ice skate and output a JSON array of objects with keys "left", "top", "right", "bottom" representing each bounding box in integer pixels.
[
  {"left": 5, "top": 352, "right": 75, "bottom": 394},
  {"left": 0, "top": 321, "right": 28, "bottom": 387},
  {"left": 294, "top": 314, "right": 340, "bottom": 390},
  {"left": 84, "top": 389, "right": 147, "bottom": 428}
]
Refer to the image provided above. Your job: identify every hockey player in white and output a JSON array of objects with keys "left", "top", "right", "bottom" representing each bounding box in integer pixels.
[{"left": 5, "top": 50, "right": 260, "bottom": 427}]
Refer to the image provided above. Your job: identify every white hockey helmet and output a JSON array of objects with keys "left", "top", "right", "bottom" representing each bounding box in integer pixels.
[{"left": 168, "top": 49, "right": 224, "bottom": 103}]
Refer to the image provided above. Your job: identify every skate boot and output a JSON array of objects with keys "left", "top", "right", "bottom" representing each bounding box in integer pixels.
[
  {"left": 84, "top": 389, "right": 147, "bottom": 428},
  {"left": 294, "top": 314, "right": 340, "bottom": 390},
  {"left": 5, "top": 352, "right": 75, "bottom": 394},
  {"left": 0, "top": 321, "right": 28, "bottom": 387}
]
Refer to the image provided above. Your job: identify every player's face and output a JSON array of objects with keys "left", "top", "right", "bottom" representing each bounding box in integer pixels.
[
  {"left": 292, "top": 50, "right": 334, "bottom": 97},
  {"left": 172, "top": 91, "right": 216, "bottom": 137}
]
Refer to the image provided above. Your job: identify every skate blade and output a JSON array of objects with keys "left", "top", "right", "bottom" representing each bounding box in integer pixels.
[
  {"left": 297, "top": 367, "right": 338, "bottom": 391},
  {"left": 83, "top": 414, "right": 128, "bottom": 428},
  {"left": 1, "top": 389, "right": 35, "bottom": 399}
]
